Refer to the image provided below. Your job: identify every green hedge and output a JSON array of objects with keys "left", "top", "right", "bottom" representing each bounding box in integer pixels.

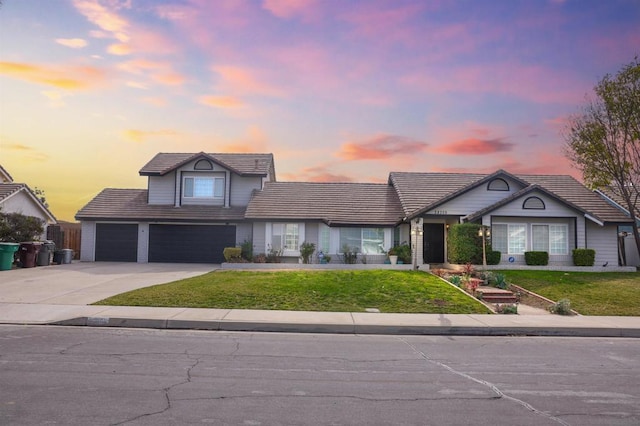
[
  {"left": 223, "top": 247, "right": 242, "bottom": 262},
  {"left": 572, "top": 248, "right": 595, "bottom": 266},
  {"left": 524, "top": 251, "right": 549, "bottom": 266},
  {"left": 448, "top": 223, "right": 483, "bottom": 264},
  {"left": 486, "top": 250, "right": 501, "bottom": 265}
]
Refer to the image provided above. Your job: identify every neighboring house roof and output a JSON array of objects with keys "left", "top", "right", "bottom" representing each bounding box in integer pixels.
[
  {"left": 139, "top": 152, "right": 275, "bottom": 178},
  {"left": 75, "top": 188, "right": 247, "bottom": 222},
  {"left": 596, "top": 187, "right": 640, "bottom": 222},
  {"left": 0, "top": 164, "right": 13, "bottom": 183},
  {"left": 391, "top": 171, "right": 632, "bottom": 224},
  {"left": 0, "top": 183, "right": 57, "bottom": 223},
  {"left": 245, "top": 182, "right": 404, "bottom": 226}
]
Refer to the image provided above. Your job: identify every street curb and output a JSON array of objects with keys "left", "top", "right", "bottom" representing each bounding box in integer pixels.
[{"left": 50, "top": 317, "right": 640, "bottom": 338}]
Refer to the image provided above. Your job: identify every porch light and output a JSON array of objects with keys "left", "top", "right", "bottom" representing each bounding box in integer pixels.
[
  {"left": 478, "top": 225, "right": 491, "bottom": 267},
  {"left": 411, "top": 225, "right": 423, "bottom": 270}
]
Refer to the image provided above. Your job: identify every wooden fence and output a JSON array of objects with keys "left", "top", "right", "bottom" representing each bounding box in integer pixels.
[{"left": 47, "top": 224, "right": 81, "bottom": 259}]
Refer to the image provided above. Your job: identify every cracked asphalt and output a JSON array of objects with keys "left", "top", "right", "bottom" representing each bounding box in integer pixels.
[{"left": 1, "top": 326, "right": 638, "bottom": 425}]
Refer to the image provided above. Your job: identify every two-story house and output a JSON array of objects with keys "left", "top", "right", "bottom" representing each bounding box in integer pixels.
[
  {"left": 76, "top": 152, "right": 637, "bottom": 268},
  {"left": 76, "top": 152, "right": 274, "bottom": 263}
]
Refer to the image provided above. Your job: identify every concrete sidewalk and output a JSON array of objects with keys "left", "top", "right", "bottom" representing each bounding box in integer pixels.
[{"left": 1, "top": 262, "right": 639, "bottom": 337}]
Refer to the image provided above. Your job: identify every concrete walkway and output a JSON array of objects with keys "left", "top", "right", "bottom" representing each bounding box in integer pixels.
[{"left": 1, "top": 262, "right": 639, "bottom": 337}]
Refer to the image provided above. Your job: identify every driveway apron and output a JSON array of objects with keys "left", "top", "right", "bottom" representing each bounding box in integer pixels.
[{"left": 0, "top": 262, "right": 217, "bottom": 305}]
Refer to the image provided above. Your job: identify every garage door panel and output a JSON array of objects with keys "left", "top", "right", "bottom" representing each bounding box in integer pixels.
[
  {"left": 95, "top": 224, "right": 138, "bottom": 262},
  {"left": 148, "top": 225, "right": 235, "bottom": 264}
]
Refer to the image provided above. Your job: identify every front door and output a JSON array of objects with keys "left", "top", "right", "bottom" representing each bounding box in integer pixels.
[{"left": 423, "top": 223, "right": 445, "bottom": 263}]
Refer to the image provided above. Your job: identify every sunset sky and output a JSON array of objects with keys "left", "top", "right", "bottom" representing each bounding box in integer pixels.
[{"left": 1, "top": 0, "right": 639, "bottom": 221}]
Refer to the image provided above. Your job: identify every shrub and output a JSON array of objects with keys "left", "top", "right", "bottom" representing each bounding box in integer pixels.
[
  {"left": 342, "top": 244, "right": 359, "bottom": 264},
  {"left": 300, "top": 241, "right": 315, "bottom": 264},
  {"left": 390, "top": 244, "right": 412, "bottom": 264},
  {"left": 266, "top": 245, "right": 282, "bottom": 263},
  {"left": 496, "top": 304, "right": 518, "bottom": 314},
  {"left": 572, "top": 248, "right": 595, "bottom": 266},
  {"left": 448, "top": 275, "right": 462, "bottom": 287},
  {"left": 524, "top": 251, "right": 549, "bottom": 266},
  {"left": 486, "top": 250, "right": 501, "bottom": 265},
  {"left": 0, "top": 212, "right": 45, "bottom": 242},
  {"left": 253, "top": 253, "right": 267, "bottom": 263},
  {"left": 448, "top": 223, "right": 482, "bottom": 264},
  {"left": 223, "top": 247, "right": 242, "bottom": 262},
  {"left": 240, "top": 239, "right": 253, "bottom": 261},
  {"left": 549, "top": 298, "right": 573, "bottom": 315},
  {"left": 492, "top": 273, "right": 507, "bottom": 290}
]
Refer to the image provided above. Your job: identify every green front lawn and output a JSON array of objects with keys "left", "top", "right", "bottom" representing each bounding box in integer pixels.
[
  {"left": 497, "top": 270, "right": 640, "bottom": 316},
  {"left": 94, "top": 270, "right": 490, "bottom": 314}
]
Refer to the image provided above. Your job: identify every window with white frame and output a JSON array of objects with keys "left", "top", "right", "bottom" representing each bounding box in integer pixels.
[
  {"left": 183, "top": 176, "right": 224, "bottom": 198},
  {"left": 492, "top": 224, "right": 526, "bottom": 255},
  {"left": 318, "top": 224, "right": 331, "bottom": 254},
  {"left": 533, "top": 224, "right": 568, "bottom": 255},
  {"left": 339, "top": 227, "right": 385, "bottom": 254},
  {"left": 272, "top": 223, "right": 300, "bottom": 252}
]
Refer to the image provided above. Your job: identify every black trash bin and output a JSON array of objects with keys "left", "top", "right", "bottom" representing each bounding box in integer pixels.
[
  {"left": 37, "top": 241, "right": 56, "bottom": 266},
  {"left": 53, "top": 250, "right": 64, "bottom": 265},
  {"left": 19, "top": 242, "right": 42, "bottom": 268}
]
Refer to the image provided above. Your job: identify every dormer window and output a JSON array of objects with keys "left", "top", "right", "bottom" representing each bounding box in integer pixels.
[
  {"left": 523, "top": 196, "right": 545, "bottom": 209},
  {"left": 184, "top": 176, "right": 224, "bottom": 199},
  {"left": 194, "top": 159, "right": 214, "bottom": 170},
  {"left": 487, "top": 178, "right": 509, "bottom": 191}
]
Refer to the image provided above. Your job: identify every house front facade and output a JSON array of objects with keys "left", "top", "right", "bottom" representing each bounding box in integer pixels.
[
  {"left": 0, "top": 164, "right": 57, "bottom": 240},
  {"left": 76, "top": 153, "right": 635, "bottom": 268}
]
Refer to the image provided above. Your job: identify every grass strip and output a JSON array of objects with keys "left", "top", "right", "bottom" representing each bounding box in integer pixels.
[{"left": 95, "top": 270, "right": 490, "bottom": 314}]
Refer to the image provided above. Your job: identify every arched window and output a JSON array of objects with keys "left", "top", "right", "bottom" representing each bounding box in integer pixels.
[
  {"left": 523, "top": 196, "right": 545, "bottom": 209},
  {"left": 487, "top": 178, "right": 509, "bottom": 191},
  {"left": 194, "top": 159, "right": 213, "bottom": 170}
]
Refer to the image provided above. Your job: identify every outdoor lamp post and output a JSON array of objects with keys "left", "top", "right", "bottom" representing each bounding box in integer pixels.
[
  {"left": 411, "top": 224, "right": 424, "bottom": 270},
  {"left": 478, "top": 225, "right": 491, "bottom": 267}
]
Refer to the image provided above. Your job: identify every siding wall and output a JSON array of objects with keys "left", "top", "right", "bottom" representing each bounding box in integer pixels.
[
  {"left": 230, "top": 175, "right": 263, "bottom": 206},
  {"left": 427, "top": 177, "right": 525, "bottom": 215},
  {"left": 235, "top": 222, "right": 253, "bottom": 246},
  {"left": 252, "top": 222, "right": 266, "bottom": 254},
  {"left": 80, "top": 221, "right": 96, "bottom": 261},
  {"left": 147, "top": 174, "right": 175, "bottom": 205},
  {"left": 586, "top": 222, "right": 619, "bottom": 266}
]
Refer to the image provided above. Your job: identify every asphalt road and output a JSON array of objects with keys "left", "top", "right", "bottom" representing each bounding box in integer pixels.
[{"left": 0, "top": 326, "right": 638, "bottom": 425}]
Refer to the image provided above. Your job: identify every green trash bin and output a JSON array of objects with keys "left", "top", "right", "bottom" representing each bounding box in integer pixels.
[{"left": 0, "top": 242, "right": 20, "bottom": 271}]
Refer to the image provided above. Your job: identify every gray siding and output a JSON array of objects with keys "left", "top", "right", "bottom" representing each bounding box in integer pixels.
[
  {"left": 252, "top": 222, "right": 266, "bottom": 254},
  {"left": 148, "top": 174, "right": 176, "bottom": 205},
  {"left": 230, "top": 175, "right": 263, "bottom": 206},
  {"left": 235, "top": 222, "right": 253, "bottom": 246},
  {"left": 427, "top": 177, "right": 525, "bottom": 215},
  {"left": 304, "top": 222, "right": 319, "bottom": 247},
  {"left": 586, "top": 222, "right": 619, "bottom": 266},
  {"left": 80, "top": 221, "right": 96, "bottom": 261}
]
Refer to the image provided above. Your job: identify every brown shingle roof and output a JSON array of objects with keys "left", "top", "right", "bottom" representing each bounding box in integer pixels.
[
  {"left": 139, "top": 152, "right": 274, "bottom": 177},
  {"left": 75, "top": 189, "right": 247, "bottom": 222},
  {"left": 519, "top": 174, "right": 632, "bottom": 223},
  {"left": 0, "top": 183, "right": 24, "bottom": 202},
  {"left": 389, "top": 172, "right": 487, "bottom": 217},
  {"left": 245, "top": 182, "right": 404, "bottom": 226},
  {"left": 391, "top": 171, "right": 632, "bottom": 224}
]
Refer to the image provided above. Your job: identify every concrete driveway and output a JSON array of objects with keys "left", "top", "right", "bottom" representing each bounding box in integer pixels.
[{"left": 0, "top": 262, "right": 217, "bottom": 305}]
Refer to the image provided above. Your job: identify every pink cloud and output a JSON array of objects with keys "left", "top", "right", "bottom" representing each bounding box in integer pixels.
[
  {"left": 213, "top": 65, "right": 286, "bottom": 98},
  {"left": 73, "top": 0, "right": 130, "bottom": 42},
  {"left": 219, "top": 126, "right": 270, "bottom": 153},
  {"left": 280, "top": 164, "right": 355, "bottom": 182},
  {"left": 118, "top": 59, "right": 186, "bottom": 87},
  {"left": 337, "top": 134, "right": 428, "bottom": 161},
  {"left": 122, "top": 129, "right": 179, "bottom": 143},
  {"left": 55, "top": 38, "right": 88, "bottom": 49},
  {"left": 199, "top": 95, "right": 244, "bottom": 108},
  {"left": 432, "top": 138, "right": 515, "bottom": 155},
  {"left": 262, "top": 0, "right": 321, "bottom": 22}
]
